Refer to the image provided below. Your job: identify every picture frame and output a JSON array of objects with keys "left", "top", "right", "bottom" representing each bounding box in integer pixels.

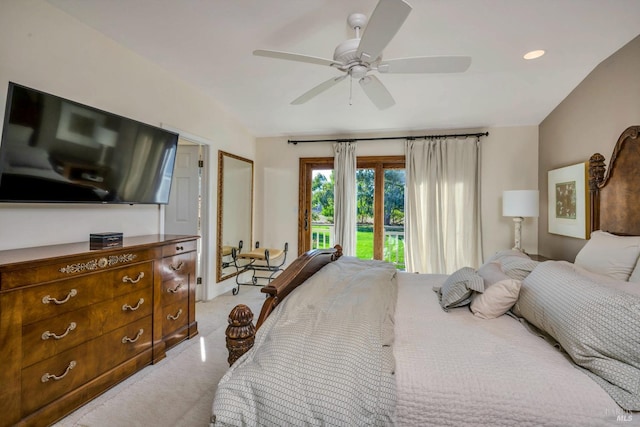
[{"left": 548, "top": 162, "right": 590, "bottom": 239}]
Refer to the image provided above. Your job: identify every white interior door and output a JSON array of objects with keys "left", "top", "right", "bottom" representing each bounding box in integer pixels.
[
  {"left": 166, "top": 144, "right": 200, "bottom": 234},
  {"left": 165, "top": 143, "right": 203, "bottom": 298}
]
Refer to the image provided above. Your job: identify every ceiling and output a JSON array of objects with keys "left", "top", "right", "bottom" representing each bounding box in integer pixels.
[{"left": 46, "top": 0, "right": 640, "bottom": 138}]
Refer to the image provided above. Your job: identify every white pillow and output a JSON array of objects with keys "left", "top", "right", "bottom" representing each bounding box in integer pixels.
[
  {"left": 574, "top": 230, "right": 640, "bottom": 281},
  {"left": 470, "top": 278, "right": 522, "bottom": 319}
]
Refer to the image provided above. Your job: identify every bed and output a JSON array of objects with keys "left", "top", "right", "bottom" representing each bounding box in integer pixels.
[{"left": 211, "top": 126, "right": 640, "bottom": 426}]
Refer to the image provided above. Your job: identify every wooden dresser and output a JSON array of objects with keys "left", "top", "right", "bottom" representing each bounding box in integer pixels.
[{"left": 0, "top": 234, "right": 199, "bottom": 427}]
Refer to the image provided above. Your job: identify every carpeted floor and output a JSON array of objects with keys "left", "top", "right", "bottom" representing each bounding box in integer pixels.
[{"left": 53, "top": 285, "right": 265, "bottom": 427}]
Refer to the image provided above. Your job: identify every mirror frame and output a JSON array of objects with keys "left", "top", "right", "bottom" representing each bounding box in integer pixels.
[{"left": 216, "top": 150, "right": 254, "bottom": 282}]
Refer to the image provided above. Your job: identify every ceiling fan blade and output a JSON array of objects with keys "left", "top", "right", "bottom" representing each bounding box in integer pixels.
[
  {"left": 356, "top": 0, "right": 412, "bottom": 63},
  {"left": 291, "top": 75, "right": 347, "bottom": 105},
  {"left": 378, "top": 56, "right": 472, "bottom": 74},
  {"left": 254, "top": 49, "right": 336, "bottom": 67},
  {"left": 359, "top": 75, "right": 395, "bottom": 110}
]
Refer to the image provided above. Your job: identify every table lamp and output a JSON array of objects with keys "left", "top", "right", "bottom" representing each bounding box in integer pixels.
[{"left": 502, "top": 190, "right": 539, "bottom": 252}]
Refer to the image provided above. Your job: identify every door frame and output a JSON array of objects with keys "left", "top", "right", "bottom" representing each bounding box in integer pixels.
[
  {"left": 299, "top": 157, "right": 334, "bottom": 256},
  {"left": 298, "top": 155, "right": 405, "bottom": 258},
  {"left": 161, "top": 126, "right": 210, "bottom": 300}
]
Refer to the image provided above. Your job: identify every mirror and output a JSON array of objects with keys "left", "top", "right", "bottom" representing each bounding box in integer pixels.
[{"left": 216, "top": 151, "right": 253, "bottom": 282}]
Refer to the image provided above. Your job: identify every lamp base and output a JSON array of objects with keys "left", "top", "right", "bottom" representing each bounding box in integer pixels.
[{"left": 512, "top": 217, "right": 524, "bottom": 252}]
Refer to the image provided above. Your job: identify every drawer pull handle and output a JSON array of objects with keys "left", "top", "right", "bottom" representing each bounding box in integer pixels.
[
  {"left": 168, "top": 283, "right": 183, "bottom": 294},
  {"left": 41, "top": 360, "right": 76, "bottom": 383},
  {"left": 122, "top": 272, "right": 145, "bottom": 284},
  {"left": 167, "top": 308, "right": 183, "bottom": 321},
  {"left": 42, "top": 289, "right": 78, "bottom": 305},
  {"left": 170, "top": 262, "right": 184, "bottom": 271},
  {"left": 42, "top": 322, "right": 77, "bottom": 340},
  {"left": 122, "top": 328, "right": 144, "bottom": 344},
  {"left": 176, "top": 245, "right": 184, "bottom": 251},
  {"left": 122, "top": 298, "right": 145, "bottom": 312}
]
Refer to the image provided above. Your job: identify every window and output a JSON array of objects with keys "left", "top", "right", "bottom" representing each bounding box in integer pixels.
[{"left": 299, "top": 156, "right": 405, "bottom": 269}]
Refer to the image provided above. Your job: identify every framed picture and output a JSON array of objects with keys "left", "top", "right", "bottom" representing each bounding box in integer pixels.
[{"left": 548, "top": 162, "right": 590, "bottom": 239}]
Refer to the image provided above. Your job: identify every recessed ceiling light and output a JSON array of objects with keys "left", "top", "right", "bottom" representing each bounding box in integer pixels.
[{"left": 524, "top": 50, "right": 545, "bottom": 60}]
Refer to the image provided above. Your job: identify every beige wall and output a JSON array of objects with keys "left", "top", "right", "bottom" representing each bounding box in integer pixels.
[
  {"left": 539, "top": 35, "right": 640, "bottom": 261},
  {"left": 255, "top": 125, "right": 539, "bottom": 266},
  {"left": 0, "top": 0, "right": 256, "bottom": 299}
]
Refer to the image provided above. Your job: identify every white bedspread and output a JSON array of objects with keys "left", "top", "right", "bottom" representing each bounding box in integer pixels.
[{"left": 394, "top": 272, "right": 633, "bottom": 426}]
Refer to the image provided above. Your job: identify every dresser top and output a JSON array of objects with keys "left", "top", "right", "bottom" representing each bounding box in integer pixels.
[{"left": 0, "top": 234, "right": 199, "bottom": 268}]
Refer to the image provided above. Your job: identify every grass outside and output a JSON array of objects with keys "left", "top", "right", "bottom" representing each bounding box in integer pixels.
[{"left": 312, "top": 224, "right": 405, "bottom": 269}]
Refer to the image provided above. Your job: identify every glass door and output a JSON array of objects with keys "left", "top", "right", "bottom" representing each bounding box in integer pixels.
[{"left": 299, "top": 156, "right": 405, "bottom": 270}]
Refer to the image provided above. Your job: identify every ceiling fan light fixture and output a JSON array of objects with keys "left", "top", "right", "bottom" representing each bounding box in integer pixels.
[
  {"left": 523, "top": 49, "right": 545, "bottom": 60},
  {"left": 350, "top": 65, "right": 369, "bottom": 79}
]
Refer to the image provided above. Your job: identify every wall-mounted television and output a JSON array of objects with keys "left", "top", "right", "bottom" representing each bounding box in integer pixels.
[{"left": 0, "top": 82, "right": 178, "bottom": 204}]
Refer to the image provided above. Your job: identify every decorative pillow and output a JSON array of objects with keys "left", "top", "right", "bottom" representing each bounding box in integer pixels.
[
  {"left": 477, "top": 261, "right": 510, "bottom": 286},
  {"left": 574, "top": 230, "right": 640, "bottom": 281},
  {"left": 515, "top": 261, "right": 640, "bottom": 410},
  {"left": 434, "top": 267, "right": 484, "bottom": 311},
  {"left": 559, "top": 260, "right": 640, "bottom": 297},
  {"left": 470, "top": 278, "right": 522, "bottom": 319},
  {"left": 498, "top": 256, "right": 539, "bottom": 281},
  {"left": 482, "top": 249, "right": 529, "bottom": 266}
]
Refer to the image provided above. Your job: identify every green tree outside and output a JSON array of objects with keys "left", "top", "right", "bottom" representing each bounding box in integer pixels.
[{"left": 311, "top": 169, "right": 405, "bottom": 269}]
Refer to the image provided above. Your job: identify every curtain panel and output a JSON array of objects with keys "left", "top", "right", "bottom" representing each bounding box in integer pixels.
[
  {"left": 405, "top": 138, "right": 482, "bottom": 274},
  {"left": 333, "top": 142, "right": 357, "bottom": 256}
]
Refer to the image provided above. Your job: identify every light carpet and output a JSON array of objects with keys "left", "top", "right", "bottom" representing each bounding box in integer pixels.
[{"left": 53, "top": 285, "right": 265, "bottom": 427}]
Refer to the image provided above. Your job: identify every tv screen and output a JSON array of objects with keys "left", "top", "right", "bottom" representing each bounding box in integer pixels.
[{"left": 0, "top": 83, "right": 178, "bottom": 204}]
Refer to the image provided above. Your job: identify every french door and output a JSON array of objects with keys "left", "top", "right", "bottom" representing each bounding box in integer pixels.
[{"left": 298, "top": 156, "right": 405, "bottom": 268}]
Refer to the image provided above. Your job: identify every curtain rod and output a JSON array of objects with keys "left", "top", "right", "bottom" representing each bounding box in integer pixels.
[{"left": 287, "top": 131, "right": 489, "bottom": 145}]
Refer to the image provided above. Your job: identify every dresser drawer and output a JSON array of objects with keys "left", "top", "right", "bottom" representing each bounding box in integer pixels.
[
  {"left": 94, "top": 315, "right": 153, "bottom": 374},
  {"left": 162, "top": 276, "right": 189, "bottom": 306},
  {"left": 160, "top": 252, "right": 194, "bottom": 280},
  {"left": 109, "top": 262, "right": 153, "bottom": 297},
  {"left": 161, "top": 240, "right": 197, "bottom": 258},
  {"left": 2, "top": 248, "right": 154, "bottom": 290},
  {"left": 21, "top": 277, "right": 109, "bottom": 326},
  {"left": 163, "top": 299, "right": 189, "bottom": 337},
  {"left": 21, "top": 315, "right": 152, "bottom": 416},
  {"left": 110, "top": 287, "right": 153, "bottom": 329}
]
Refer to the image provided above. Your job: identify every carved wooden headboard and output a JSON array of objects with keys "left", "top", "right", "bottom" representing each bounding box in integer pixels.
[{"left": 589, "top": 126, "right": 640, "bottom": 235}]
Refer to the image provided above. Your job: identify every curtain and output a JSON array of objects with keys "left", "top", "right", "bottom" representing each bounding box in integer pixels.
[
  {"left": 405, "top": 138, "right": 482, "bottom": 274},
  {"left": 333, "top": 142, "right": 357, "bottom": 256}
]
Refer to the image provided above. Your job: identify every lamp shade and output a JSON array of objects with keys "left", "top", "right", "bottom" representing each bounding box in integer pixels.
[{"left": 503, "top": 190, "right": 539, "bottom": 217}]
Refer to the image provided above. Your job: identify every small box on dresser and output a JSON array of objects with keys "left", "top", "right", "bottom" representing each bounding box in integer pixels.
[
  {"left": 89, "top": 232, "right": 123, "bottom": 249},
  {"left": 0, "top": 234, "right": 198, "bottom": 427}
]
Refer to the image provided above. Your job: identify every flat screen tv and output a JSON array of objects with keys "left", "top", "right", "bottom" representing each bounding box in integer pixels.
[{"left": 0, "top": 82, "right": 178, "bottom": 204}]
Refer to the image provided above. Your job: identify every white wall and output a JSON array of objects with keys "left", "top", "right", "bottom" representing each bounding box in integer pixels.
[
  {"left": 0, "top": 1, "right": 255, "bottom": 298},
  {"left": 255, "top": 125, "right": 539, "bottom": 266}
]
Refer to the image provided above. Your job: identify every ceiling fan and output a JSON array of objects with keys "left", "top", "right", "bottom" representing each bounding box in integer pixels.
[{"left": 254, "top": 0, "right": 471, "bottom": 110}]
